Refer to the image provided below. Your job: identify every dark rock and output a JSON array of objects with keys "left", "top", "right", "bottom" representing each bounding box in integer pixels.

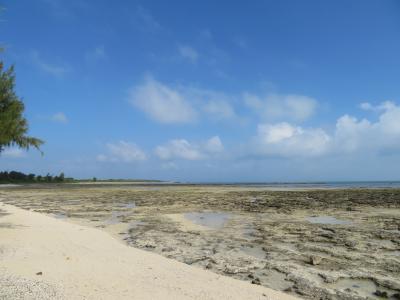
[
  {"left": 36, "top": 272, "right": 43, "bottom": 275},
  {"left": 374, "top": 290, "right": 388, "bottom": 298}
]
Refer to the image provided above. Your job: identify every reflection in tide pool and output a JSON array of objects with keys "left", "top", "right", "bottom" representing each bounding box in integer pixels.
[
  {"left": 307, "top": 216, "right": 351, "bottom": 225},
  {"left": 184, "top": 212, "right": 231, "bottom": 229},
  {"left": 331, "top": 278, "right": 397, "bottom": 299}
]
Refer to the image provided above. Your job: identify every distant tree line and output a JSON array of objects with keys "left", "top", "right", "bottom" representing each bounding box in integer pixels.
[{"left": 0, "top": 171, "right": 73, "bottom": 183}]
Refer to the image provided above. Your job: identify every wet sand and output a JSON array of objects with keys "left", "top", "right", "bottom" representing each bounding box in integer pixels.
[{"left": 1, "top": 184, "right": 399, "bottom": 299}]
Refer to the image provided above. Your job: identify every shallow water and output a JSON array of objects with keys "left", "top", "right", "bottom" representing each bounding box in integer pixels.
[
  {"left": 242, "top": 227, "right": 258, "bottom": 240},
  {"left": 184, "top": 212, "right": 231, "bottom": 229},
  {"left": 331, "top": 278, "right": 398, "bottom": 299},
  {"left": 105, "top": 202, "right": 136, "bottom": 225},
  {"left": 240, "top": 245, "right": 266, "bottom": 259},
  {"left": 53, "top": 212, "right": 67, "bottom": 219},
  {"left": 122, "top": 202, "right": 136, "bottom": 209},
  {"left": 307, "top": 216, "right": 351, "bottom": 225}
]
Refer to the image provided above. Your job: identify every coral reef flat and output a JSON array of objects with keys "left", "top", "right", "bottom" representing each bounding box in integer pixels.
[{"left": 1, "top": 184, "right": 399, "bottom": 299}]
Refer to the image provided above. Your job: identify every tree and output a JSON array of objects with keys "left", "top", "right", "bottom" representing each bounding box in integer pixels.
[
  {"left": 45, "top": 173, "right": 52, "bottom": 182},
  {"left": 59, "top": 172, "right": 65, "bottom": 182},
  {"left": 0, "top": 61, "right": 44, "bottom": 153}
]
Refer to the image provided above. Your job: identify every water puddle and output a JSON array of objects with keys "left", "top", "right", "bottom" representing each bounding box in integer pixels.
[
  {"left": 263, "top": 269, "right": 293, "bottom": 291},
  {"left": 242, "top": 227, "right": 258, "bottom": 240},
  {"left": 389, "top": 250, "right": 400, "bottom": 257},
  {"left": 307, "top": 216, "right": 351, "bottom": 225},
  {"left": 105, "top": 202, "right": 136, "bottom": 225},
  {"left": 129, "top": 220, "right": 145, "bottom": 229},
  {"left": 53, "top": 212, "right": 68, "bottom": 219},
  {"left": 122, "top": 202, "right": 136, "bottom": 209},
  {"left": 184, "top": 212, "right": 231, "bottom": 229},
  {"left": 331, "top": 278, "right": 398, "bottom": 299},
  {"left": 241, "top": 245, "right": 266, "bottom": 259}
]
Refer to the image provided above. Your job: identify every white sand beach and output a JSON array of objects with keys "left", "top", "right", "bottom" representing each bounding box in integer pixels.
[{"left": 0, "top": 202, "right": 299, "bottom": 300}]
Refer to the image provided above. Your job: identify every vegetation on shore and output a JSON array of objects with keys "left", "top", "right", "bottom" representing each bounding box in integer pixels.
[
  {"left": 0, "top": 171, "right": 164, "bottom": 184},
  {"left": 0, "top": 171, "right": 72, "bottom": 183}
]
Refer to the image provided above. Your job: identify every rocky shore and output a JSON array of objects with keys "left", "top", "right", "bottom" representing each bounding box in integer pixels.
[{"left": 1, "top": 185, "right": 399, "bottom": 299}]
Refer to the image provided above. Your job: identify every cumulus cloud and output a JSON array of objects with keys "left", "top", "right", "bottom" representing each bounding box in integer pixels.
[
  {"left": 155, "top": 139, "right": 203, "bottom": 160},
  {"left": 335, "top": 101, "right": 400, "bottom": 153},
  {"left": 204, "top": 136, "right": 224, "bottom": 153},
  {"left": 253, "top": 101, "right": 400, "bottom": 158},
  {"left": 1, "top": 148, "right": 26, "bottom": 158},
  {"left": 255, "top": 122, "right": 331, "bottom": 157},
  {"left": 244, "top": 93, "right": 317, "bottom": 122},
  {"left": 51, "top": 112, "right": 68, "bottom": 123},
  {"left": 97, "top": 141, "right": 147, "bottom": 163},
  {"left": 129, "top": 77, "right": 197, "bottom": 124},
  {"left": 155, "top": 136, "right": 224, "bottom": 161},
  {"left": 359, "top": 101, "right": 394, "bottom": 112},
  {"left": 360, "top": 102, "right": 375, "bottom": 111},
  {"left": 178, "top": 45, "right": 199, "bottom": 63},
  {"left": 129, "top": 76, "right": 241, "bottom": 123}
]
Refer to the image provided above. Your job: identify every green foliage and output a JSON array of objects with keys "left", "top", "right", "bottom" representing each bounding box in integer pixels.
[
  {"left": 0, "top": 62, "right": 44, "bottom": 153},
  {"left": 0, "top": 170, "right": 72, "bottom": 183}
]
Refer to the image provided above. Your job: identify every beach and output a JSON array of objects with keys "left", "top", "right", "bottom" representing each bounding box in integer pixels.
[
  {"left": 1, "top": 184, "right": 400, "bottom": 299},
  {"left": 0, "top": 202, "right": 298, "bottom": 300}
]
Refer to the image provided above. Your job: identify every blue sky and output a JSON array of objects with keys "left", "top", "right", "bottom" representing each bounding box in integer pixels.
[{"left": 1, "top": 0, "right": 400, "bottom": 181}]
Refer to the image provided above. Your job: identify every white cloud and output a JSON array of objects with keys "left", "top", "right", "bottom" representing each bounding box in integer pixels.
[
  {"left": 360, "top": 102, "right": 374, "bottom": 111},
  {"left": 359, "top": 101, "right": 394, "bottom": 112},
  {"left": 255, "top": 122, "right": 331, "bottom": 157},
  {"left": 155, "top": 139, "right": 203, "bottom": 160},
  {"left": 31, "top": 51, "right": 69, "bottom": 76},
  {"left": 129, "top": 76, "right": 240, "bottom": 124},
  {"left": 204, "top": 136, "right": 224, "bottom": 153},
  {"left": 335, "top": 101, "right": 400, "bottom": 153},
  {"left": 97, "top": 141, "right": 147, "bottom": 163},
  {"left": 244, "top": 93, "right": 317, "bottom": 122},
  {"left": 155, "top": 136, "right": 224, "bottom": 161},
  {"left": 252, "top": 101, "right": 400, "bottom": 158},
  {"left": 1, "top": 148, "right": 26, "bottom": 158},
  {"left": 334, "top": 115, "right": 372, "bottom": 152},
  {"left": 51, "top": 112, "right": 68, "bottom": 123},
  {"left": 129, "top": 77, "right": 197, "bottom": 124},
  {"left": 178, "top": 45, "right": 199, "bottom": 63}
]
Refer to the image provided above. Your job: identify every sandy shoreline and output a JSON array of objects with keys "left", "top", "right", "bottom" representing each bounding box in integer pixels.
[{"left": 0, "top": 202, "right": 299, "bottom": 300}]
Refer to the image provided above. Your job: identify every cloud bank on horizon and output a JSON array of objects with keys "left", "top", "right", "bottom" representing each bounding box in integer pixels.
[{"left": 1, "top": 0, "right": 400, "bottom": 181}]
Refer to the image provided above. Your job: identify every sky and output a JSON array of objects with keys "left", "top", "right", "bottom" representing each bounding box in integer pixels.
[{"left": 1, "top": 0, "right": 400, "bottom": 182}]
